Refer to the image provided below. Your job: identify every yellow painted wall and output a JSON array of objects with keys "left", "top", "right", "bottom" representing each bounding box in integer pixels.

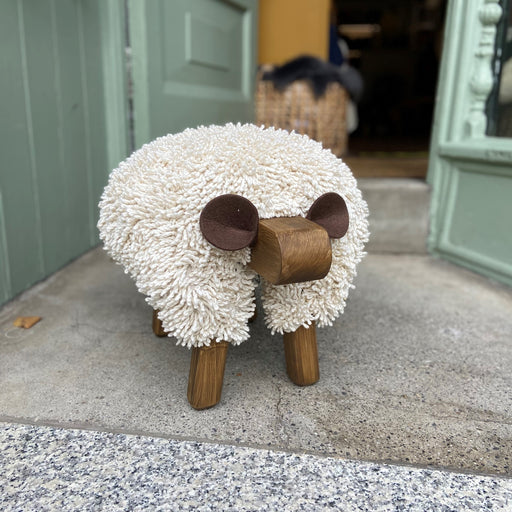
[{"left": 258, "top": 0, "right": 331, "bottom": 65}]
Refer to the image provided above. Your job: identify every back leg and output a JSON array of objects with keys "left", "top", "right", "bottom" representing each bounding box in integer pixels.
[
  {"left": 152, "top": 309, "right": 166, "bottom": 337},
  {"left": 283, "top": 322, "right": 319, "bottom": 386}
]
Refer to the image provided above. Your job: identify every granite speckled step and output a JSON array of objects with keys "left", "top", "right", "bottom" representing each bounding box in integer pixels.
[{"left": 1, "top": 422, "right": 511, "bottom": 511}]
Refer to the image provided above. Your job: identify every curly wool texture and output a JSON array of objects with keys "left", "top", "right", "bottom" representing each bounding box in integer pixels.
[{"left": 98, "top": 124, "right": 369, "bottom": 348}]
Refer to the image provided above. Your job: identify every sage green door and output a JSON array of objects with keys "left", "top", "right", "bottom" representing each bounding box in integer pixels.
[
  {"left": 0, "top": 0, "right": 128, "bottom": 305},
  {"left": 128, "top": 0, "right": 258, "bottom": 146},
  {"left": 428, "top": 0, "right": 512, "bottom": 287}
]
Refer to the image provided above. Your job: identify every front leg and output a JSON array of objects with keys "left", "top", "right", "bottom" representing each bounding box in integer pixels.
[
  {"left": 283, "top": 322, "right": 319, "bottom": 386},
  {"left": 187, "top": 341, "right": 229, "bottom": 409}
]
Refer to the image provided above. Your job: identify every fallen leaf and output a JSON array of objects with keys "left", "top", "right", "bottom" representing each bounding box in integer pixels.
[{"left": 13, "top": 316, "right": 42, "bottom": 329}]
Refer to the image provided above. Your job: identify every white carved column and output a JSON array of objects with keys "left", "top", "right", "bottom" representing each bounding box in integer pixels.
[{"left": 466, "top": 0, "right": 503, "bottom": 137}]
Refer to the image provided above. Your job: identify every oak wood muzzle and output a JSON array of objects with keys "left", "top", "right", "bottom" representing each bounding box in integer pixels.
[{"left": 248, "top": 217, "right": 332, "bottom": 285}]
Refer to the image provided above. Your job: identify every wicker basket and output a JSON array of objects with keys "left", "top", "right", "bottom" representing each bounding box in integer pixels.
[{"left": 255, "top": 76, "right": 348, "bottom": 157}]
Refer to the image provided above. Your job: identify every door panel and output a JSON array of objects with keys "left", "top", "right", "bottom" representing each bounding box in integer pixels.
[
  {"left": 129, "top": 0, "right": 258, "bottom": 146},
  {"left": 438, "top": 163, "right": 512, "bottom": 278}
]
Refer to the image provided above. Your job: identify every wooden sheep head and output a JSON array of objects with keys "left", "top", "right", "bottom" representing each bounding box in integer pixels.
[{"left": 199, "top": 192, "right": 349, "bottom": 285}]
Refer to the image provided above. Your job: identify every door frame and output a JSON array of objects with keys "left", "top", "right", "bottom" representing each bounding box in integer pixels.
[{"left": 99, "top": 0, "right": 131, "bottom": 170}]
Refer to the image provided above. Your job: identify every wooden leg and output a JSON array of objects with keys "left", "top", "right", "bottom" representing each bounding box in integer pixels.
[
  {"left": 283, "top": 322, "right": 319, "bottom": 386},
  {"left": 187, "top": 341, "right": 229, "bottom": 410},
  {"left": 152, "top": 310, "right": 166, "bottom": 337},
  {"left": 248, "top": 308, "right": 257, "bottom": 323}
]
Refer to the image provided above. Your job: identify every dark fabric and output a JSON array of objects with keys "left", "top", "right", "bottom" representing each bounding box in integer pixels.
[
  {"left": 307, "top": 192, "right": 349, "bottom": 239},
  {"left": 261, "top": 55, "right": 346, "bottom": 99},
  {"left": 200, "top": 194, "right": 259, "bottom": 251}
]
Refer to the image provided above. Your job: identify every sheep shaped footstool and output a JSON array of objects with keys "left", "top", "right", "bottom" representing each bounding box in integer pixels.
[{"left": 98, "top": 123, "right": 369, "bottom": 409}]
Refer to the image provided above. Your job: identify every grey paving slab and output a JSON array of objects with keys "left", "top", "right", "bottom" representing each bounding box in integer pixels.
[
  {"left": 1, "top": 422, "right": 511, "bottom": 512},
  {"left": 0, "top": 248, "right": 511, "bottom": 475}
]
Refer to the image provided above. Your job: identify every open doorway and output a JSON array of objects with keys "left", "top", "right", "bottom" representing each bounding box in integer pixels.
[{"left": 335, "top": 0, "right": 447, "bottom": 178}]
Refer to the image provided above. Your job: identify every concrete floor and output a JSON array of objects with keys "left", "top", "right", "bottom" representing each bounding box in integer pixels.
[{"left": 1, "top": 247, "right": 511, "bottom": 478}]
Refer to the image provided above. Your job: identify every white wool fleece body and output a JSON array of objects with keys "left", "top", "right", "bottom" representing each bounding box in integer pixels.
[{"left": 98, "top": 124, "right": 369, "bottom": 348}]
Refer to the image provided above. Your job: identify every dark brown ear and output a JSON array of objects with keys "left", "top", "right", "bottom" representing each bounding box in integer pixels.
[
  {"left": 306, "top": 192, "right": 349, "bottom": 238},
  {"left": 200, "top": 194, "right": 259, "bottom": 251}
]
